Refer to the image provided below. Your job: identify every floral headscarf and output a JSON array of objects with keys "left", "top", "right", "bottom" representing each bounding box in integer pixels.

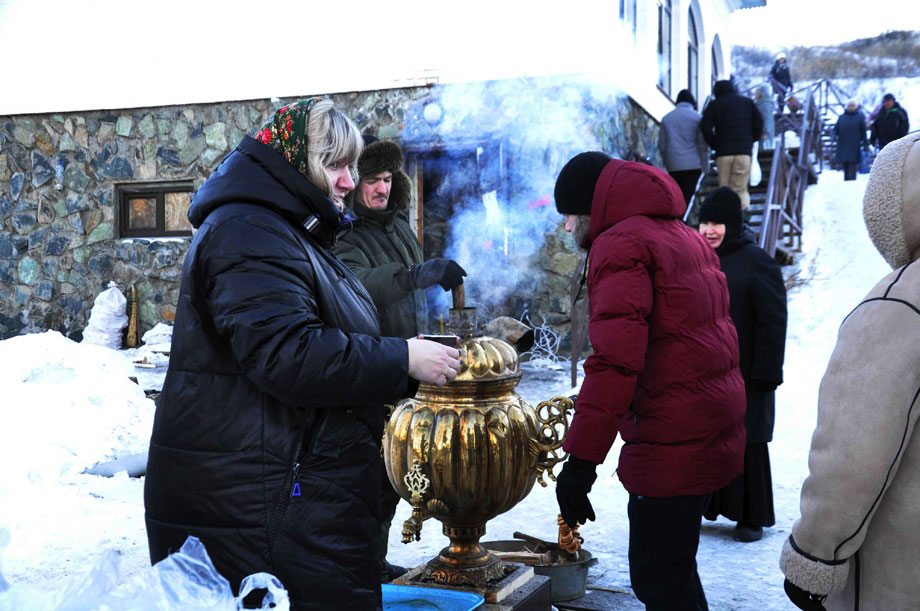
[{"left": 253, "top": 97, "right": 322, "bottom": 177}]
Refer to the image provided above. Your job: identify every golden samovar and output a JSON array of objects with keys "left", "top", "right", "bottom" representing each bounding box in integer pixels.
[{"left": 383, "top": 294, "right": 573, "bottom": 587}]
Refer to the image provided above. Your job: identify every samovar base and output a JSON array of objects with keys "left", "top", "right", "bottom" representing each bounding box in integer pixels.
[
  {"left": 422, "top": 523, "right": 506, "bottom": 587},
  {"left": 423, "top": 552, "right": 506, "bottom": 587}
]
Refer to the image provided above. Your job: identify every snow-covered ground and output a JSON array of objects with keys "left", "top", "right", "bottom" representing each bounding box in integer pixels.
[{"left": 0, "top": 168, "right": 890, "bottom": 609}]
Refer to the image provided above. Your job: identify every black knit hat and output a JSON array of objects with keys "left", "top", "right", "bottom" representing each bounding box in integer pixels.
[
  {"left": 554, "top": 152, "right": 612, "bottom": 216},
  {"left": 698, "top": 187, "right": 743, "bottom": 232},
  {"left": 676, "top": 89, "right": 697, "bottom": 109}
]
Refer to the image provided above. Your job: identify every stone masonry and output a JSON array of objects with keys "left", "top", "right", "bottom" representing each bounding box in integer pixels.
[{"left": 0, "top": 79, "right": 661, "bottom": 352}]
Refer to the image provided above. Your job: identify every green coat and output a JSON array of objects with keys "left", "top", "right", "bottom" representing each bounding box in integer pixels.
[{"left": 335, "top": 201, "right": 427, "bottom": 339}]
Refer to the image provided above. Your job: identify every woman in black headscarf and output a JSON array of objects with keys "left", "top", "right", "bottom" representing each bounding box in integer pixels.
[{"left": 698, "top": 187, "right": 787, "bottom": 543}]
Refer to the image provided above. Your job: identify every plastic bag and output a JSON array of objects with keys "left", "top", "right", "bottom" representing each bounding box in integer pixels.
[
  {"left": 82, "top": 281, "right": 129, "bottom": 350},
  {"left": 859, "top": 146, "right": 872, "bottom": 174},
  {"left": 750, "top": 141, "right": 762, "bottom": 186},
  {"left": 0, "top": 534, "right": 288, "bottom": 611}
]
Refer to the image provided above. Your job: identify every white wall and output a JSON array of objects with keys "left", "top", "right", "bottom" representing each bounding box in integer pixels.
[{"left": 620, "top": 0, "right": 736, "bottom": 121}]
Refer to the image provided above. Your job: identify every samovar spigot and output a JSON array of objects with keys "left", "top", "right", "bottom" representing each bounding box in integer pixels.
[{"left": 400, "top": 458, "right": 449, "bottom": 544}]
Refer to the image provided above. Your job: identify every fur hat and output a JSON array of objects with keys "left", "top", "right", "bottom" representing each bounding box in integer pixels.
[
  {"left": 699, "top": 187, "right": 743, "bottom": 233},
  {"left": 347, "top": 136, "right": 412, "bottom": 211},
  {"left": 554, "top": 151, "right": 612, "bottom": 216}
]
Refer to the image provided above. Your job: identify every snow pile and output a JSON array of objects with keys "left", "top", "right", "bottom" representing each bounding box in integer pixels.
[
  {"left": 141, "top": 322, "right": 173, "bottom": 353},
  {"left": 0, "top": 331, "right": 154, "bottom": 487},
  {"left": 0, "top": 331, "right": 156, "bottom": 587}
]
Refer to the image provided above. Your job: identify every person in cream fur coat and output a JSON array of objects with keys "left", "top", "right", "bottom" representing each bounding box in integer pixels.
[{"left": 780, "top": 131, "right": 920, "bottom": 610}]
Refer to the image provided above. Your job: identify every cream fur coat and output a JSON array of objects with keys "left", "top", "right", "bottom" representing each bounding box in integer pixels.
[{"left": 780, "top": 132, "right": 920, "bottom": 610}]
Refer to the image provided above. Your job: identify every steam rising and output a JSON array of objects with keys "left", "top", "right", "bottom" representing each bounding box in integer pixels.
[{"left": 405, "top": 75, "right": 627, "bottom": 322}]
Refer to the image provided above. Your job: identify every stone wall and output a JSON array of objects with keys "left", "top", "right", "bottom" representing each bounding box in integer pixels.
[{"left": 0, "top": 80, "right": 661, "bottom": 351}]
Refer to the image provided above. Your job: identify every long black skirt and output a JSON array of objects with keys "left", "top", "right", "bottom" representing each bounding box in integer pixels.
[{"left": 703, "top": 442, "right": 775, "bottom": 527}]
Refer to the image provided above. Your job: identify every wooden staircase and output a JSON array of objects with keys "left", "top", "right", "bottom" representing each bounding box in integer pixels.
[
  {"left": 686, "top": 81, "right": 836, "bottom": 264},
  {"left": 687, "top": 144, "right": 795, "bottom": 265}
]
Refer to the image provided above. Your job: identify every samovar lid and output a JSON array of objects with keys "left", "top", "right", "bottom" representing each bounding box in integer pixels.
[{"left": 455, "top": 336, "right": 521, "bottom": 382}]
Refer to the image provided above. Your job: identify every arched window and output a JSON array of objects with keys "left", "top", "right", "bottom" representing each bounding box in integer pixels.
[
  {"left": 621, "top": 0, "right": 638, "bottom": 44},
  {"left": 657, "top": 0, "right": 672, "bottom": 96},
  {"left": 711, "top": 36, "right": 723, "bottom": 90},
  {"left": 687, "top": 9, "right": 699, "bottom": 102}
]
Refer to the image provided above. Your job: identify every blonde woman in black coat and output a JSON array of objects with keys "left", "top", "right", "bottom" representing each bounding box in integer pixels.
[{"left": 698, "top": 187, "right": 787, "bottom": 543}]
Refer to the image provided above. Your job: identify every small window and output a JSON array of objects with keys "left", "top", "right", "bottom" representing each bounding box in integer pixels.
[{"left": 117, "top": 182, "right": 194, "bottom": 238}]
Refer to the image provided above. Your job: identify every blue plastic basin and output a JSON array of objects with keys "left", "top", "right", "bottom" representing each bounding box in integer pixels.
[{"left": 382, "top": 584, "right": 484, "bottom": 610}]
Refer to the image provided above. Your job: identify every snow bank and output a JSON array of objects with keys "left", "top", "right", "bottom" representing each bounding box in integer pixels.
[{"left": 0, "top": 331, "right": 154, "bottom": 487}]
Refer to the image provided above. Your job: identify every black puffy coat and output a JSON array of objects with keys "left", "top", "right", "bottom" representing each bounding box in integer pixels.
[
  {"left": 834, "top": 109, "right": 867, "bottom": 164},
  {"left": 715, "top": 232, "right": 787, "bottom": 443},
  {"left": 334, "top": 201, "right": 426, "bottom": 339},
  {"left": 872, "top": 102, "right": 910, "bottom": 149},
  {"left": 769, "top": 60, "right": 793, "bottom": 91},
  {"left": 700, "top": 80, "right": 764, "bottom": 157},
  {"left": 144, "top": 136, "right": 413, "bottom": 610}
]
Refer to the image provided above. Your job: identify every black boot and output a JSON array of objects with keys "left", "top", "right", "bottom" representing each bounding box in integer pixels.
[{"left": 733, "top": 523, "right": 763, "bottom": 542}]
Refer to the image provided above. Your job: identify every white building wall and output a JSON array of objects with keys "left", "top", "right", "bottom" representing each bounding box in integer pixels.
[
  {"left": 0, "top": 0, "right": 742, "bottom": 120},
  {"left": 619, "top": 0, "right": 736, "bottom": 122}
]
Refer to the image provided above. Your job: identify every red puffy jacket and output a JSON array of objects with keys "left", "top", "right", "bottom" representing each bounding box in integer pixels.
[{"left": 562, "top": 159, "right": 745, "bottom": 497}]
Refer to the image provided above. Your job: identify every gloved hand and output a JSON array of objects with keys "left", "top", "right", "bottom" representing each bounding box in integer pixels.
[
  {"left": 750, "top": 379, "right": 779, "bottom": 393},
  {"left": 408, "top": 259, "right": 467, "bottom": 291},
  {"left": 784, "top": 578, "right": 827, "bottom": 611},
  {"left": 555, "top": 455, "right": 597, "bottom": 529}
]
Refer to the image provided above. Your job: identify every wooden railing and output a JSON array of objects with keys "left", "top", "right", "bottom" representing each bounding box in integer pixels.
[{"left": 758, "top": 82, "right": 825, "bottom": 257}]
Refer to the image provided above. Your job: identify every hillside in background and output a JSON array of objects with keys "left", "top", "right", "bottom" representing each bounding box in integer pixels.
[{"left": 733, "top": 30, "right": 920, "bottom": 81}]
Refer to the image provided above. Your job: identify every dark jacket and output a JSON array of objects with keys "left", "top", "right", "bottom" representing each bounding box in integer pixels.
[
  {"left": 769, "top": 60, "right": 793, "bottom": 91},
  {"left": 872, "top": 103, "right": 910, "bottom": 149},
  {"left": 834, "top": 109, "right": 868, "bottom": 165},
  {"left": 563, "top": 159, "right": 746, "bottom": 497},
  {"left": 700, "top": 80, "right": 764, "bottom": 157},
  {"left": 144, "top": 136, "right": 413, "bottom": 611},
  {"left": 715, "top": 232, "right": 787, "bottom": 443},
  {"left": 334, "top": 202, "right": 426, "bottom": 339}
]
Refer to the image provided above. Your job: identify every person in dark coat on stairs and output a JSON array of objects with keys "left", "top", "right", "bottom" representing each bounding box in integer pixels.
[
  {"left": 700, "top": 80, "right": 763, "bottom": 211},
  {"left": 835, "top": 99, "right": 868, "bottom": 181},
  {"left": 143, "top": 98, "right": 462, "bottom": 611},
  {"left": 769, "top": 52, "right": 794, "bottom": 113},
  {"left": 698, "top": 187, "right": 787, "bottom": 544},
  {"left": 871, "top": 93, "right": 910, "bottom": 150},
  {"left": 333, "top": 136, "right": 466, "bottom": 584}
]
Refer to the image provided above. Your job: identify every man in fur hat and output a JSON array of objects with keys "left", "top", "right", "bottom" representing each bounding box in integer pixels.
[
  {"left": 780, "top": 133, "right": 920, "bottom": 609},
  {"left": 334, "top": 136, "right": 466, "bottom": 582}
]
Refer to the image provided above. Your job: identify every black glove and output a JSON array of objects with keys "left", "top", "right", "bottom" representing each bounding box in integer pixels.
[
  {"left": 750, "top": 379, "right": 779, "bottom": 393},
  {"left": 408, "top": 259, "right": 467, "bottom": 291},
  {"left": 784, "top": 579, "right": 827, "bottom": 611},
  {"left": 555, "top": 455, "right": 597, "bottom": 529}
]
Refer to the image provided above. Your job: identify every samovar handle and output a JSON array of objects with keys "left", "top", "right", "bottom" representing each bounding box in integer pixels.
[{"left": 530, "top": 396, "right": 575, "bottom": 487}]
